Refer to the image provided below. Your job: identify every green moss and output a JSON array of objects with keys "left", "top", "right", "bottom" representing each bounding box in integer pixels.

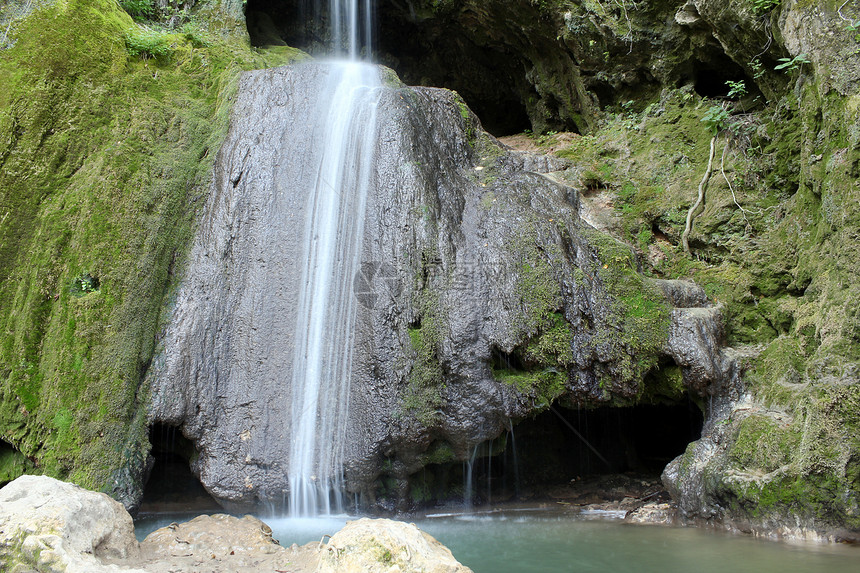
[
  {"left": 0, "top": 442, "right": 33, "bottom": 485},
  {"left": 718, "top": 382, "right": 860, "bottom": 529},
  {"left": 729, "top": 415, "right": 799, "bottom": 472},
  {"left": 584, "top": 229, "right": 671, "bottom": 386},
  {"left": 639, "top": 364, "right": 686, "bottom": 404},
  {"left": 420, "top": 440, "right": 456, "bottom": 465},
  {"left": 403, "top": 290, "right": 445, "bottom": 424},
  {"left": 453, "top": 92, "right": 477, "bottom": 146},
  {"left": 525, "top": 313, "right": 574, "bottom": 366},
  {"left": 512, "top": 225, "right": 564, "bottom": 333},
  {"left": 493, "top": 367, "right": 566, "bottom": 410},
  {"left": 0, "top": 0, "right": 304, "bottom": 497},
  {"left": 726, "top": 471, "right": 860, "bottom": 530}
]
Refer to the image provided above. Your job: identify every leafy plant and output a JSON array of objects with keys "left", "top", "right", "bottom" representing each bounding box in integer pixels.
[
  {"left": 71, "top": 273, "right": 99, "bottom": 296},
  {"left": 846, "top": 20, "right": 860, "bottom": 42},
  {"left": 751, "top": 0, "right": 780, "bottom": 14},
  {"left": 774, "top": 53, "right": 810, "bottom": 74},
  {"left": 701, "top": 105, "right": 730, "bottom": 135},
  {"left": 748, "top": 58, "right": 765, "bottom": 80},
  {"left": 125, "top": 26, "right": 172, "bottom": 61},
  {"left": 726, "top": 80, "right": 747, "bottom": 99},
  {"left": 119, "top": 0, "right": 154, "bottom": 21},
  {"left": 181, "top": 21, "right": 211, "bottom": 48}
]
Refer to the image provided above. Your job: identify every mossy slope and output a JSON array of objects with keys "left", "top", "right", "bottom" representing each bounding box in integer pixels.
[
  {"left": 538, "top": 38, "right": 859, "bottom": 533},
  {"left": 0, "top": 0, "right": 299, "bottom": 501}
]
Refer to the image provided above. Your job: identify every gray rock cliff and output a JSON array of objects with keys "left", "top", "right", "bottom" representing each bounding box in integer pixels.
[{"left": 148, "top": 62, "right": 731, "bottom": 509}]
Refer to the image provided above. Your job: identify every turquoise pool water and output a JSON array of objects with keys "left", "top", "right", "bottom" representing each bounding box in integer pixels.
[{"left": 135, "top": 509, "right": 858, "bottom": 572}]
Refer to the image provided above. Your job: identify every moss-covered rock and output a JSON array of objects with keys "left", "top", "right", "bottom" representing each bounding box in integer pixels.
[{"left": 0, "top": 0, "right": 302, "bottom": 507}]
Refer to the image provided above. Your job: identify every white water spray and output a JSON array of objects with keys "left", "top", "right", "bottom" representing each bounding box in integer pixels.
[{"left": 287, "top": 1, "right": 380, "bottom": 517}]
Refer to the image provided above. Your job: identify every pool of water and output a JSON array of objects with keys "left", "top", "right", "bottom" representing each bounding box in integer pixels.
[{"left": 135, "top": 509, "right": 858, "bottom": 572}]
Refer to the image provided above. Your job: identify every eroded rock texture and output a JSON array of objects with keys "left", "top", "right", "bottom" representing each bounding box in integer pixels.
[{"left": 148, "top": 62, "right": 729, "bottom": 510}]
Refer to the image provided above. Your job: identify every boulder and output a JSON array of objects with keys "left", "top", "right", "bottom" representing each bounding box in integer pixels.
[
  {"left": 317, "top": 518, "right": 471, "bottom": 573},
  {"left": 136, "top": 514, "right": 308, "bottom": 572},
  {"left": 141, "top": 514, "right": 283, "bottom": 559},
  {"left": 0, "top": 475, "right": 143, "bottom": 573}
]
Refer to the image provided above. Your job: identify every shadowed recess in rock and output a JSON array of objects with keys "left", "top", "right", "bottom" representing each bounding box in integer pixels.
[
  {"left": 141, "top": 424, "right": 219, "bottom": 513},
  {"left": 246, "top": 0, "right": 532, "bottom": 136},
  {"left": 400, "top": 399, "right": 703, "bottom": 509}
]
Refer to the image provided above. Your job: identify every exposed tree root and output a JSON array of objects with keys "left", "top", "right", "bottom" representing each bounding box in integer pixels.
[{"left": 682, "top": 135, "right": 717, "bottom": 255}]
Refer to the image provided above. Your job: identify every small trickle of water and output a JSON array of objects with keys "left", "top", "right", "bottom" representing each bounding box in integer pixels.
[
  {"left": 508, "top": 423, "right": 521, "bottom": 499},
  {"left": 463, "top": 444, "right": 479, "bottom": 509}
]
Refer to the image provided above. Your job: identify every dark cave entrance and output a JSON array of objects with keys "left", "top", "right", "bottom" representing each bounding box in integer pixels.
[
  {"left": 684, "top": 52, "right": 757, "bottom": 99},
  {"left": 140, "top": 424, "right": 220, "bottom": 512},
  {"left": 244, "top": 0, "right": 533, "bottom": 136},
  {"left": 511, "top": 400, "right": 703, "bottom": 483},
  {"left": 0, "top": 440, "right": 31, "bottom": 488},
  {"left": 409, "top": 398, "right": 703, "bottom": 508}
]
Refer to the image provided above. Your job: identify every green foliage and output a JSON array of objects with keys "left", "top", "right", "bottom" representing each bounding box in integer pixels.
[
  {"left": 750, "top": 0, "right": 780, "bottom": 14},
  {"left": 725, "top": 80, "right": 747, "bottom": 100},
  {"left": 774, "top": 53, "right": 810, "bottom": 74},
  {"left": 701, "top": 105, "right": 730, "bottom": 135},
  {"left": 748, "top": 58, "right": 766, "bottom": 80},
  {"left": 70, "top": 273, "right": 99, "bottom": 297},
  {"left": 119, "top": 0, "right": 154, "bottom": 21},
  {"left": 847, "top": 20, "right": 860, "bottom": 43},
  {"left": 124, "top": 26, "right": 171, "bottom": 61}
]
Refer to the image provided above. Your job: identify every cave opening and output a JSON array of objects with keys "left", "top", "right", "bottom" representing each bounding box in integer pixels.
[
  {"left": 408, "top": 396, "right": 703, "bottom": 508},
  {"left": 512, "top": 400, "right": 703, "bottom": 482},
  {"left": 244, "top": 0, "right": 533, "bottom": 136},
  {"left": 0, "top": 440, "right": 31, "bottom": 488},
  {"left": 688, "top": 54, "right": 755, "bottom": 99},
  {"left": 140, "top": 424, "right": 219, "bottom": 512}
]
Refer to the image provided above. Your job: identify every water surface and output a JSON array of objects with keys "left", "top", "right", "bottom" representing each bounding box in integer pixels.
[{"left": 135, "top": 509, "right": 858, "bottom": 572}]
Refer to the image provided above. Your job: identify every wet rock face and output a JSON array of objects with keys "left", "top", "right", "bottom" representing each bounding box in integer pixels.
[{"left": 148, "top": 62, "right": 730, "bottom": 510}]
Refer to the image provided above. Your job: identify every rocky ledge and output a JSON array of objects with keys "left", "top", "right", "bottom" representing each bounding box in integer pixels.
[{"left": 0, "top": 475, "right": 471, "bottom": 573}]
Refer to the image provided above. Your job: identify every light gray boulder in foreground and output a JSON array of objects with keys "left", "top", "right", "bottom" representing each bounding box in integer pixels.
[
  {"left": 0, "top": 475, "right": 143, "bottom": 573},
  {"left": 0, "top": 476, "right": 471, "bottom": 572},
  {"left": 318, "top": 517, "right": 472, "bottom": 573}
]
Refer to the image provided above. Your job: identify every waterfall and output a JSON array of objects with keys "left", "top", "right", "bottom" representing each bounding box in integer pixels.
[{"left": 287, "top": 0, "right": 380, "bottom": 517}]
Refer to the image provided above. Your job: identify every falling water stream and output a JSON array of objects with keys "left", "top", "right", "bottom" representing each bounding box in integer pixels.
[{"left": 286, "top": 0, "right": 380, "bottom": 517}]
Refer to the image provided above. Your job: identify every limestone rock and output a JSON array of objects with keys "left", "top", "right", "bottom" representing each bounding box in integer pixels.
[
  {"left": 0, "top": 475, "right": 143, "bottom": 573},
  {"left": 624, "top": 503, "right": 677, "bottom": 526},
  {"left": 135, "top": 514, "right": 305, "bottom": 572},
  {"left": 141, "top": 514, "right": 283, "bottom": 559},
  {"left": 674, "top": 2, "right": 702, "bottom": 27},
  {"left": 317, "top": 518, "right": 471, "bottom": 573}
]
